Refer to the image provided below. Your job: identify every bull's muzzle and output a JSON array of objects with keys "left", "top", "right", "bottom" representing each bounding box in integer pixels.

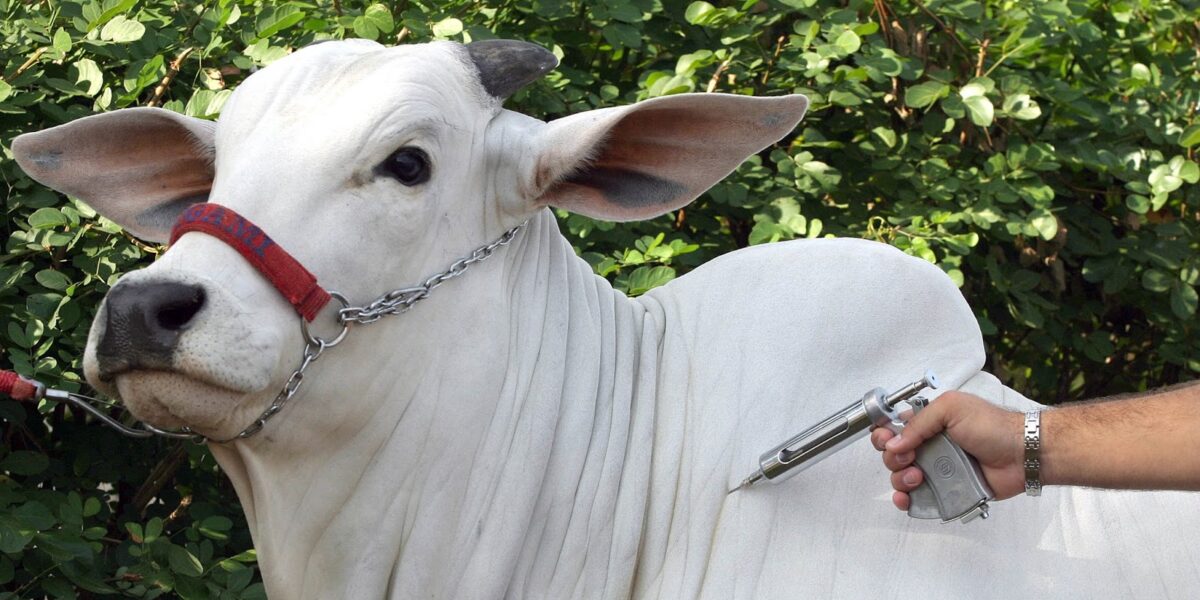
[{"left": 95, "top": 281, "right": 206, "bottom": 381}]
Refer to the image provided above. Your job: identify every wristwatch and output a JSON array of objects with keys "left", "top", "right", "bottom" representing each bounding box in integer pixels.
[{"left": 1024, "top": 410, "right": 1042, "bottom": 496}]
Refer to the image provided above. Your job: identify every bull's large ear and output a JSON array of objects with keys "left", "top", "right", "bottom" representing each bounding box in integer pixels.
[
  {"left": 12, "top": 107, "right": 216, "bottom": 243},
  {"left": 527, "top": 93, "right": 807, "bottom": 221}
]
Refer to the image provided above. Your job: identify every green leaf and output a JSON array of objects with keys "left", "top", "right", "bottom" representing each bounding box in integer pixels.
[
  {"left": 1149, "top": 164, "right": 1183, "bottom": 195},
  {"left": 36, "top": 531, "right": 93, "bottom": 562},
  {"left": 257, "top": 5, "right": 306, "bottom": 39},
  {"left": 1179, "top": 124, "right": 1200, "bottom": 148},
  {"left": 74, "top": 58, "right": 104, "bottom": 96},
  {"left": 684, "top": 1, "right": 716, "bottom": 24},
  {"left": 145, "top": 517, "right": 163, "bottom": 542},
  {"left": 176, "top": 576, "right": 211, "bottom": 600},
  {"left": 871, "top": 126, "right": 897, "bottom": 148},
  {"left": 29, "top": 208, "right": 68, "bottom": 229},
  {"left": 199, "top": 515, "right": 234, "bottom": 539},
  {"left": 168, "top": 544, "right": 205, "bottom": 577},
  {"left": 0, "top": 80, "right": 12, "bottom": 104},
  {"left": 100, "top": 15, "right": 146, "bottom": 43},
  {"left": 1125, "top": 194, "right": 1150, "bottom": 214},
  {"left": 963, "top": 95, "right": 994, "bottom": 127},
  {"left": 904, "top": 82, "right": 948, "bottom": 108},
  {"left": 14, "top": 502, "right": 56, "bottom": 530},
  {"left": 0, "top": 523, "right": 34, "bottom": 554},
  {"left": 242, "top": 583, "right": 269, "bottom": 600},
  {"left": 86, "top": 0, "right": 137, "bottom": 30},
  {"left": 959, "top": 82, "right": 988, "bottom": 98},
  {"left": 53, "top": 28, "right": 71, "bottom": 54},
  {"left": 828, "top": 89, "right": 861, "bottom": 106},
  {"left": 1170, "top": 284, "right": 1198, "bottom": 318},
  {"left": 623, "top": 266, "right": 676, "bottom": 295},
  {"left": 798, "top": 158, "right": 842, "bottom": 189},
  {"left": 185, "top": 89, "right": 233, "bottom": 118},
  {"left": 834, "top": 30, "right": 861, "bottom": 55},
  {"left": 1142, "top": 269, "right": 1172, "bottom": 292},
  {"left": 1002, "top": 93, "right": 1041, "bottom": 120},
  {"left": 82, "top": 497, "right": 101, "bottom": 517},
  {"left": 431, "top": 17, "right": 464, "bottom": 38},
  {"left": 34, "top": 269, "right": 71, "bottom": 291},
  {"left": 364, "top": 4, "right": 394, "bottom": 33},
  {"left": 125, "top": 522, "right": 144, "bottom": 543},
  {"left": 1178, "top": 160, "right": 1199, "bottom": 184},
  {"left": 1029, "top": 211, "right": 1057, "bottom": 240},
  {"left": 244, "top": 39, "right": 289, "bottom": 65},
  {"left": 352, "top": 17, "right": 380, "bottom": 39},
  {"left": 602, "top": 23, "right": 642, "bottom": 49}
]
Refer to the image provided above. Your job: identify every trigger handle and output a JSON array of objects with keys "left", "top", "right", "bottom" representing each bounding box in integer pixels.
[{"left": 897, "top": 396, "right": 994, "bottom": 524}]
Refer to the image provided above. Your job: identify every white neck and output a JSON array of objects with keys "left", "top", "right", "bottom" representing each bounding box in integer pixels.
[{"left": 210, "top": 210, "right": 659, "bottom": 598}]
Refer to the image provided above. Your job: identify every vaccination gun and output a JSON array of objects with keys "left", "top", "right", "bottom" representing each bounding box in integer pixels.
[{"left": 729, "top": 371, "right": 993, "bottom": 524}]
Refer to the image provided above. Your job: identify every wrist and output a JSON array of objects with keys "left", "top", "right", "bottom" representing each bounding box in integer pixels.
[{"left": 1037, "top": 408, "right": 1066, "bottom": 487}]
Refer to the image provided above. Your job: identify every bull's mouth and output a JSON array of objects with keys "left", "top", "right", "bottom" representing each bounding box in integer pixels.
[{"left": 103, "top": 369, "right": 266, "bottom": 435}]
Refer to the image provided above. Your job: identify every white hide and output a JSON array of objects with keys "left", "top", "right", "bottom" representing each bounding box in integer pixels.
[{"left": 13, "top": 40, "right": 1200, "bottom": 599}]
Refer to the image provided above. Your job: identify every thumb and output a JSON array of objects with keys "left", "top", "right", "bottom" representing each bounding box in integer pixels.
[{"left": 885, "top": 393, "right": 961, "bottom": 454}]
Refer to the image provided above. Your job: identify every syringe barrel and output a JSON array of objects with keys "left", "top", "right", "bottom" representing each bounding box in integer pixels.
[{"left": 756, "top": 388, "right": 887, "bottom": 483}]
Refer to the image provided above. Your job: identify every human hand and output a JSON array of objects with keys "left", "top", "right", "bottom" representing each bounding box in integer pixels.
[{"left": 870, "top": 391, "right": 1026, "bottom": 510}]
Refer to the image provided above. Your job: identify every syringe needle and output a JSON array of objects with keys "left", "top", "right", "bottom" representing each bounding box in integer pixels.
[{"left": 727, "top": 472, "right": 763, "bottom": 495}]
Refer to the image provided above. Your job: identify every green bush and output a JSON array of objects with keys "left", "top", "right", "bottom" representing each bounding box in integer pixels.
[{"left": 1, "top": 0, "right": 1196, "bottom": 595}]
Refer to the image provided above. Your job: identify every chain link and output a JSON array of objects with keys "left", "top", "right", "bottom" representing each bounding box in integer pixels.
[
  {"left": 337, "top": 223, "right": 524, "bottom": 325},
  {"left": 193, "top": 221, "right": 526, "bottom": 443}
]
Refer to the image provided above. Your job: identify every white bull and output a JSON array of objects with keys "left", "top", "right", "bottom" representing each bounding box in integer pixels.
[{"left": 13, "top": 39, "right": 1199, "bottom": 599}]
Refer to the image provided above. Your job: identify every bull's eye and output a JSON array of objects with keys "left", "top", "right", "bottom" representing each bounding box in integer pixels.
[{"left": 382, "top": 147, "right": 431, "bottom": 186}]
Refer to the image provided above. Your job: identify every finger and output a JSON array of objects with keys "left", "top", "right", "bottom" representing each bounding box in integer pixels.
[
  {"left": 892, "top": 490, "right": 911, "bottom": 511},
  {"left": 891, "top": 466, "right": 924, "bottom": 491},
  {"left": 870, "top": 427, "right": 894, "bottom": 451},
  {"left": 882, "top": 449, "right": 915, "bottom": 472},
  {"left": 885, "top": 396, "right": 960, "bottom": 454}
]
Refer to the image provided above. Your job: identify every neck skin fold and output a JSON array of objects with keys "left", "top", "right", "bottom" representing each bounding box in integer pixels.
[{"left": 209, "top": 210, "right": 662, "bottom": 599}]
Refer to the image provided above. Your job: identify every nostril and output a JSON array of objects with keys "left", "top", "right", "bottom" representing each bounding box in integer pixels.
[
  {"left": 97, "top": 281, "right": 207, "bottom": 377},
  {"left": 155, "top": 287, "right": 206, "bottom": 331}
]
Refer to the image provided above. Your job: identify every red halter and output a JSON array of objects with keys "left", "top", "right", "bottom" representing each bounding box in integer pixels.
[{"left": 169, "top": 203, "right": 332, "bottom": 321}]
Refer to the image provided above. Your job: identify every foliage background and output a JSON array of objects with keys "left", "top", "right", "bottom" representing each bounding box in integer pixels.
[{"left": 0, "top": 0, "right": 1197, "bottom": 596}]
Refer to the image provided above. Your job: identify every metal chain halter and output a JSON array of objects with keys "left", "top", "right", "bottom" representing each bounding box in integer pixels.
[{"left": 196, "top": 221, "right": 527, "bottom": 443}]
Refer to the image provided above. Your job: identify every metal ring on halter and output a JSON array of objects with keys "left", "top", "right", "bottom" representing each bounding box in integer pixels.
[{"left": 301, "top": 291, "right": 351, "bottom": 348}]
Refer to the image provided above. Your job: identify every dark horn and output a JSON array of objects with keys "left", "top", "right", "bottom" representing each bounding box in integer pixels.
[{"left": 465, "top": 40, "right": 559, "bottom": 101}]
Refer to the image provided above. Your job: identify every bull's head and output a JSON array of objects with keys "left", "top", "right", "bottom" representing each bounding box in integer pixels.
[{"left": 13, "top": 40, "right": 807, "bottom": 441}]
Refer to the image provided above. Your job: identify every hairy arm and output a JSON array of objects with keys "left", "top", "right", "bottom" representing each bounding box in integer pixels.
[
  {"left": 872, "top": 382, "right": 1200, "bottom": 509},
  {"left": 1040, "top": 381, "right": 1200, "bottom": 490}
]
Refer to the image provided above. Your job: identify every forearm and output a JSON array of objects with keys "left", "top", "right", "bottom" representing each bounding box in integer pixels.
[{"left": 1041, "top": 381, "right": 1200, "bottom": 491}]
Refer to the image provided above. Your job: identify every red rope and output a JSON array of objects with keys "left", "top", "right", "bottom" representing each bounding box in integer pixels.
[
  {"left": 0, "top": 369, "right": 38, "bottom": 402},
  {"left": 169, "top": 204, "right": 331, "bottom": 321}
]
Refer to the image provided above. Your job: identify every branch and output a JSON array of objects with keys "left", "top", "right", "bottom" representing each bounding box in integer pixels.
[
  {"left": 131, "top": 443, "right": 188, "bottom": 516},
  {"left": 974, "top": 38, "right": 990, "bottom": 77},
  {"left": 910, "top": 0, "right": 971, "bottom": 57},
  {"left": 759, "top": 35, "right": 786, "bottom": 87},
  {"left": 146, "top": 47, "right": 195, "bottom": 108},
  {"left": 2, "top": 47, "right": 47, "bottom": 82},
  {"left": 706, "top": 58, "right": 731, "bottom": 93}
]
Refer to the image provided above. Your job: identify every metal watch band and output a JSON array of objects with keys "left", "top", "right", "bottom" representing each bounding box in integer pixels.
[{"left": 1023, "top": 410, "right": 1042, "bottom": 496}]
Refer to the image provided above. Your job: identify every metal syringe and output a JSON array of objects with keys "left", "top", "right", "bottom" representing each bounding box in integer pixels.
[
  {"left": 728, "top": 371, "right": 940, "bottom": 494},
  {"left": 728, "top": 370, "right": 994, "bottom": 524}
]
